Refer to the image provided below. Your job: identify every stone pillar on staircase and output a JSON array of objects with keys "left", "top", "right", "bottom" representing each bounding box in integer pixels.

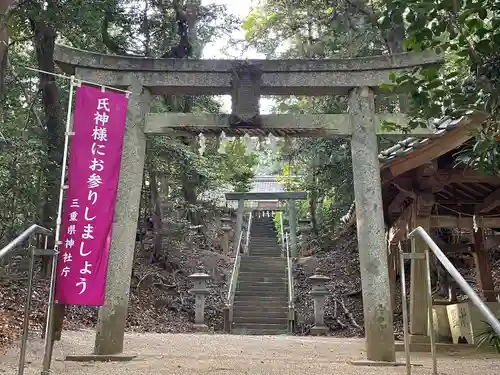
[
  {"left": 189, "top": 268, "right": 211, "bottom": 331},
  {"left": 288, "top": 200, "right": 297, "bottom": 257},
  {"left": 308, "top": 270, "right": 330, "bottom": 335},
  {"left": 233, "top": 199, "right": 245, "bottom": 255}
]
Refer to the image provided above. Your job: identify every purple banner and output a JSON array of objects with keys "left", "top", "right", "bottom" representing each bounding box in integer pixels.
[{"left": 55, "top": 85, "right": 129, "bottom": 306}]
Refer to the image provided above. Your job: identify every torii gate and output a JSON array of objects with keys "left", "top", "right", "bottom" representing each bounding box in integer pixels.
[
  {"left": 225, "top": 191, "right": 307, "bottom": 257},
  {"left": 52, "top": 44, "right": 443, "bottom": 363}
]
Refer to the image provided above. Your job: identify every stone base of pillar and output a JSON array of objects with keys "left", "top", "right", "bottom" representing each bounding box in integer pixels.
[
  {"left": 347, "top": 360, "right": 408, "bottom": 367},
  {"left": 65, "top": 354, "right": 136, "bottom": 363},
  {"left": 310, "top": 325, "right": 329, "bottom": 336},
  {"left": 193, "top": 324, "right": 210, "bottom": 332},
  {"left": 409, "top": 334, "right": 430, "bottom": 344}
]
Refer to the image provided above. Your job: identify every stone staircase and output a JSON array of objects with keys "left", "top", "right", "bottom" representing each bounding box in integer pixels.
[{"left": 232, "top": 215, "right": 289, "bottom": 335}]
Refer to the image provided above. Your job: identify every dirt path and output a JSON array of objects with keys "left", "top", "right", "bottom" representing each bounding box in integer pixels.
[{"left": 1, "top": 330, "right": 499, "bottom": 375}]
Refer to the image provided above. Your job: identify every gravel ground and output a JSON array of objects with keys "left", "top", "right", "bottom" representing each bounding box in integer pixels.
[{"left": 1, "top": 330, "right": 500, "bottom": 375}]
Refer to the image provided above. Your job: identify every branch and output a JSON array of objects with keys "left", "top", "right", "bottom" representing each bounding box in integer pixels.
[
  {"left": 7, "top": 34, "right": 34, "bottom": 46},
  {"left": 335, "top": 297, "right": 362, "bottom": 329},
  {"left": 6, "top": 56, "right": 44, "bottom": 131},
  {"left": 0, "top": 0, "right": 30, "bottom": 28}
]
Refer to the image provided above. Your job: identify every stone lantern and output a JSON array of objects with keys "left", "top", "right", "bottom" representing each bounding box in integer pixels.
[
  {"left": 308, "top": 269, "right": 330, "bottom": 335},
  {"left": 188, "top": 267, "right": 212, "bottom": 331}
]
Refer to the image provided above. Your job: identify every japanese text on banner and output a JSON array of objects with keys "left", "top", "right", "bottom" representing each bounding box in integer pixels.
[{"left": 55, "top": 85, "right": 129, "bottom": 306}]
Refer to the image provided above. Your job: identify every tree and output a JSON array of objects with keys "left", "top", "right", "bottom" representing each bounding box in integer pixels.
[
  {"left": 380, "top": 0, "right": 500, "bottom": 172},
  {"left": 242, "top": 0, "right": 392, "bottom": 237}
]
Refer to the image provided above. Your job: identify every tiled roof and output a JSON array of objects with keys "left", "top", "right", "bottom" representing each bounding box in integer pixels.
[
  {"left": 249, "top": 176, "right": 285, "bottom": 194},
  {"left": 343, "top": 111, "right": 479, "bottom": 226},
  {"left": 378, "top": 113, "right": 470, "bottom": 166}
]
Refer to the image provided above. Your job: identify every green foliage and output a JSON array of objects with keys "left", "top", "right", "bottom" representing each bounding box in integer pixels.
[
  {"left": 477, "top": 321, "right": 500, "bottom": 353},
  {"left": 0, "top": 0, "right": 244, "bottom": 247},
  {"left": 380, "top": 0, "right": 500, "bottom": 172},
  {"left": 241, "top": 0, "right": 394, "bottom": 240},
  {"left": 220, "top": 138, "right": 259, "bottom": 192}
]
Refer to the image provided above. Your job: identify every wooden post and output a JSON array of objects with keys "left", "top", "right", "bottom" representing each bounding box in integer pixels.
[
  {"left": 409, "top": 216, "right": 430, "bottom": 341},
  {"left": 472, "top": 229, "right": 496, "bottom": 302},
  {"left": 388, "top": 243, "right": 398, "bottom": 313}
]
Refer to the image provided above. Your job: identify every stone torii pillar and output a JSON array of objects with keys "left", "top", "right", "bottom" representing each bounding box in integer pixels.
[
  {"left": 349, "top": 86, "right": 395, "bottom": 362},
  {"left": 93, "top": 80, "right": 152, "bottom": 355}
]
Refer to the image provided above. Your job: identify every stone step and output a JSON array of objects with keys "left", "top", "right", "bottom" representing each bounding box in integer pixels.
[
  {"left": 235, "top": 291, "right": 287, "bottom": 298},
  {"left": 249, "top": 244, "right": 279, "bottom": 248},
  {"left": 238, "top": 280, "right": 287, "bottom": 286},
  {"left": 231, "top": 309, "right": 288, "bottom": 318},
  {"left": 236, "top": 288, "right": 287, "bottom": 295},
  {"left": 239, "top": 264, "right": 284, "bottom": 270},
  {"left": 239, "top": 261, "right": 284, "bottom": 266},
  {"left": 247, "top": 253, "right": 282, "bottom": 257},
  {"left": 231, "top": 323, "right": 288, "bottom": 335},
  {"left": 240, "top": 258, "right": 285, "bottom": 264},
  {"left": 239, "top": 269, "right": 284, "bottom": 275},
  {"left": 241, "top": 255, "right": 284, "bottom": 261},
  {"left": 233, "top": 302, "right": 288, "bottom": 309},
  {"left": 247, "top": 256, "right": 282, "bottom": 259},
  {"left": 240, "top": 260, "right": 284, "bottom": 266},
  {"left": 248, "top": 248, "right": 280, "bottom": 253},
  {"left": 239, "top": 262, "right": 285, "bottom": 269},
  {"left": 238, "top": 273, "right": 285, "bottom": 279},
  {"left": 237, "top": 279, "right": 287, "bottom": 286},
  {"left": 233, "top": 308, "right": 288, "bottom": 316},
  {"left": 248, "top": 245, "right": 281, "bottom": 249},
  {"left": 233, "top": 301, "right": 288, "bottom": 308},
  {"left": 237, "top": 281, "right": 287, "bottom": 288},
  {"left": 237, "top": 273, "right": 287, "bottom": 280},
  {"left": 233, "top": 316, "right": 288, "bottom": 324},
  {"left": 233, "top": 296, "right": 288, "bottom": 304}
]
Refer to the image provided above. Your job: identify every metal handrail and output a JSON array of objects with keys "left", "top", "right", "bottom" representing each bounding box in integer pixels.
[
  {"left": 226, "top": 230, "right": 244, "bottom": 306},
  {"left": 0, "top": 224, "right": 52, "bottom": 260},
  {"left": 285, "top": 232, "right": 294, "bottom": 330},
  {"left": 401, "top": 226, "right": 500, "bottom": 375},
  {"left": 411, "top": 227, "right": 500, "bottom": 334},
  {"left": 0, "top": 224, "right": 53, "bottom": 375},
  {"left": 245, "top": 212, "right": 252, "bottom": 253},
  {"left": 279, "top": 211, "right": 285, "bottom": 255}
]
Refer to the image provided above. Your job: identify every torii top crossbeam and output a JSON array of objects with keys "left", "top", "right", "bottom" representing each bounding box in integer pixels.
[{"left": 53, "top": 44, "right": 443, "bottom": 138}]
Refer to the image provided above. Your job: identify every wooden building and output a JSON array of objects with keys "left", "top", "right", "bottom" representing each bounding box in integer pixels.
[{"left": 345, "top": 110, "right": 500, "bottom": 343}]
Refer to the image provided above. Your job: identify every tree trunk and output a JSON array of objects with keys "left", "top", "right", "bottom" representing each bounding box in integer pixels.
[
  {"left": 148, "top": 161, "right": 163, "bottom": 260},
  {"left": 0, "top": 0, "right": 15, "bottom": 113},
  {"left": 385, "top": 23, "right": 408, "bottom": 112},
  {"left": 30, "top": 19, "right": 63, "bottom": 230}
]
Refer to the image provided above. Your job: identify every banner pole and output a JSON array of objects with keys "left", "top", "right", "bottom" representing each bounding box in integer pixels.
[{"left": 41, "top": 76, "right": 76, "bottom": 375}]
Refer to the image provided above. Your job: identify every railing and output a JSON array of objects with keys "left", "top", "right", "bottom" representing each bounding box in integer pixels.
[
  {"left": 224, "top": 228, "right": 244, "bottom": 331},
  {"left": 245, "top": 212, "right": 252, "bottom": 254},
  {"left": 279, "top": 211, "right": 285, "bottom": 257},
  {"left": 285, "top": 232, "right": 295, "bottom": 332},
  {"left": 0, "top": 224, "right": 54, "bottom": 375},
  {"left": 0, "top": 224, "right": 52, "bottom": 260},
  {"left": 400, "top": 226, "right": 500, "bottom": 375}
]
